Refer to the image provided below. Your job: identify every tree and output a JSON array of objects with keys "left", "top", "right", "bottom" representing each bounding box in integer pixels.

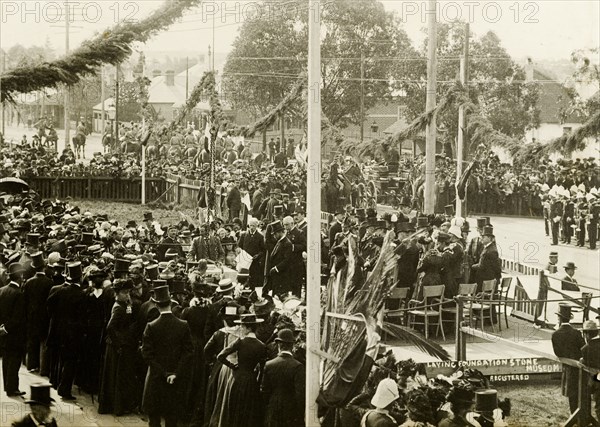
[
  {"left": 393, "top": 23, "right": 540, "bottom": 155},
  {"left": 222, "top": 0, "right": 416, "bottom": 127}
]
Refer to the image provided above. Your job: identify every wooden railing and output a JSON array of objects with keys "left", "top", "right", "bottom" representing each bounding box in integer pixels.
[{"left": 27, "top": 176, "right": 167, "bottom": 203}]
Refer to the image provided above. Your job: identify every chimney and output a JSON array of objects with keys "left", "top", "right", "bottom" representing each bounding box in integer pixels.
[
  {"left": 152, "top": 69, "right": 161, "bottom": 79},
  {"left": 165, "top": 70, "right": 175, "bottom": 86},
  {"left": 525, "top": 57, "right": 534, "bottom": 83}
]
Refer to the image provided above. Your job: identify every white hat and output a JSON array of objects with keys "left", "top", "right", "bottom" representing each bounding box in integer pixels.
[
  {"left": 586, "top": 193, "right": 595, "bottom": 202},
  {"left": 578, "top": 183, "right": 586, "bottom": 192},
  {"left": 451, "top": 217, "right": 465, "bottom": 227},
  {"left": 570, "top": 185, "right": 578, "bottom": 194},
  {"left": 371, "top": 378, "right": 399, "bottom": 408},
  {"left": 540, "top": 183, "right": 550, "bottom": 192},
  {"left": 448, "top": 225, "right": 462, "bottom": 239},
  {"left": 591, "top": 187, "right": 599, "bottom": 196}
]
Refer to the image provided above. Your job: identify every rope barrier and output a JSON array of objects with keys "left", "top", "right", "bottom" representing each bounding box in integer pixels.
[{"left": 544, "top": 274, "right": 600, "bottom": 292}]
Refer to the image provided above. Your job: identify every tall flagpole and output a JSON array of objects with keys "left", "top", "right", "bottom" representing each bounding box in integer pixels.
[
  {"left": 424, "top": 0, "right": 437, "bottom": 214},
  {"left": 306, "top": 0, "right": 321, "bottom": 425}
]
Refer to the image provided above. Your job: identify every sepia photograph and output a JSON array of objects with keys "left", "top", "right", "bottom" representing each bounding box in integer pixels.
[{"left": 0, "top": 0, "right": 598, "bottom": 426}]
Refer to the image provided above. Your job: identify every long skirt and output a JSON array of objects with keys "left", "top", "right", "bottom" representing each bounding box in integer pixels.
[
  {"left": 208, "top": 363, "right": 235, "bottom": 427},
  {"left": 98, "top": 344, "right": 139, "bottom": 415},
  {"left": 220, "top": 369, "right": 263, "bottom": 427}
]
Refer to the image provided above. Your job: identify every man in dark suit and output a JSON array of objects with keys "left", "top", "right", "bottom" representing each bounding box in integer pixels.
[
  {"left": 466, "top": 218, "right": 486, "bottom": 283},
  {"left": 238, "top": 217, "right": 266, "bottom": 289},
  {"left": 274, "top": 149, "right": 287, "bottom": 168},
  {"left": 581, "top": 319, "right": 600, "bottom": 422},
  {"left": 261, "top": 329, "right": 305, "bottom": 427},
  {"left": 22, "top": 252, "right": 53, "bottom": 372},
  {"left": 226, "top": 181, "right": 242, "bottom": 221},
  {"left": 328, "top": 211, "right": 344, "bottom": 248},
  {"left": 141, "top": 286, "right": 193, "bottom": 427},
  {"left": 552, "top": 304, "right": 586, "bottom": 413},
  {"left": 281, "top": 193, "right": 295, "bottom": 217},
  {"left": 550, "top": 197, "right": 564, "bottom": 245},
  {"left": 267, "top": 220, "right": 294, "bottom": 297},
  {"left": 470, "top": 225, "right": 502, "bottom": 290},
  {"left": 11, "top": 383, "right": 57, "bottom": 427},
  {"left": 283, "top": 216, "right": 307, "bottom": 297},
  {"left": 563, "top": 198, "right": 575, "bottom": 244},
  {"left": 0, "top": 263, "right": 27, "bottom": 397},
  {"left": 252, "top": 182, "right": 266, "bottom": 219},
  {"left": 46, "top": 261, "right": 86, "bottom": 400},
  {"left": 561, "top": 262, "right": 580, "bottom": 291}
]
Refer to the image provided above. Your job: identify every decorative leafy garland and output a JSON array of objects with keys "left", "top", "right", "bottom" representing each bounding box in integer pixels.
[
  {"left": 0, "top": 0, "right": 202, "bottom": 103},
  {"left": 173, "top": 71, "right": 223, "bottom": 126}
]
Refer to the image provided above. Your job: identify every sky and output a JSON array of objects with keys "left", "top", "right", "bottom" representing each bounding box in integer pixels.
[{"left": 0, "top": 0, "right": 598, "bottom": 64}]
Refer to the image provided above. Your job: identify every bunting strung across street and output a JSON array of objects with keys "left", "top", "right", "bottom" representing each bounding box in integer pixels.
[{"left": 0, "top": 0, "right": 202, "bottom": 103}]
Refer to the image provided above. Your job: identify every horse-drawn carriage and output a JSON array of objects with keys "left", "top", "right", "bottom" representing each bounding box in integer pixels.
[{"left": 362, "top": 163, "right": 410, "bottom": 208}]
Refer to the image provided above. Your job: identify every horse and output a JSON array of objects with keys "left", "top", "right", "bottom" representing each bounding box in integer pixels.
[
  {"left": 120, "top": 140, "right": 143, "bottom": 156},
  {"left": 102, "top": 133, "right": 114, "bottom": 153},
  {"left": 184, "top": 146, "right": 198, "bottom": 160},
  {"left": 72, "top": 134, "right": 86, "bottom": 159}
]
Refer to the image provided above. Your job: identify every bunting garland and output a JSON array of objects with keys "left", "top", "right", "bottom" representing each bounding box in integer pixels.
[{"left": 0, "top": 0, "right": 202, "bottom": 103}]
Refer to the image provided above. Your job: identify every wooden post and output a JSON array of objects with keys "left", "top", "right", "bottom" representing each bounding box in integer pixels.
[
  {"left": 578, "top": 365, "right": 590, "bottom": 426},
  {"left": 455, "top": 296, "right": 464, "bottom": 361},
  {"left": 306, "top": 0, "right": 321, "bottom": 425},
  {"left": 87, "top": 177, "right": 92, "bottom": 199},
  {"left": 176, "top": 176, "right": 181, "bottom": 205},
  {"left": 455, "top": 23, "right": 469, "bottom": 218},
  {"left": 424, "top": 0, "right": 437, "bottom": 214}
]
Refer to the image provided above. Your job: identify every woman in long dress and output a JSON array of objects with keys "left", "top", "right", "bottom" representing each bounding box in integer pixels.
[
  {"left": 204, "top": 301, "right": 243, "bottom": 427},
  {"left": 217, "top": 314, "right": 268, "bottom": 427}
]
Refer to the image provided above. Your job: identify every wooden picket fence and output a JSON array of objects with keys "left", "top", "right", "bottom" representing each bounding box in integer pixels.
[{"left": 28, "top": 176, "right": 167, "bottom": 203}]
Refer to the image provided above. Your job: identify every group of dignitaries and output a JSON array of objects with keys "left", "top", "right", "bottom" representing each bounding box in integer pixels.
[
  {"left": 0, "top": 188, "right": 307, "bottom": 427},
  {"left": 325, "top": 203, "right": 503, "bottom": 302}
]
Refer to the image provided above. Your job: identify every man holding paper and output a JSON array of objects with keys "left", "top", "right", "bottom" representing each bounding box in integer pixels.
[{"left": 237, "top": 218, "right": 266, "bottom": 289}]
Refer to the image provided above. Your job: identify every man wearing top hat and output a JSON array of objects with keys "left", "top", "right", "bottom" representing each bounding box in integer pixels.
[
  {"left": 260, "top": 188, "right": 282, "bottom": 223},
  {"left": 266, "top": 220, "right": 294, "bottom": 298},
  {"left": 561, "top": 262, "right": 580, "bottom": 291},
  {"left": 237, "top": 217, "right": 266, "bottom": 289},
  {"left": 283, "top": 215, "right": 307, "bottom": 297},
  {"left": 261, "top": 329, "right": 305, "bottom": 427},
  {"left": 22, "top": 252, "right": 53, "bottom": 373},
  {"left": 141, "top": 285, "right": 193, "bottom": 427},
  {"left": 466, "top": 218, "right": 486, "bottom": 283},
  {"left": 328, "top": 211, "right": 344, "bottom": 248},
  {"left": 46, "top": 261, "right": 86, "bottom": 400},
  {"left": 0, "top": 262, "right": 27, "bottom": 397},
  {"left": 552, "top": 303, "right": 586, "bottom": 413},
  {"left": 11, "top": 383, "right": 57, "bottom": 427},
  {"left": 470, "top": 225, "right": 502, "bottom": 290},
  {"left": 20, "top": 233, "right": 41, "bottom": 281}
]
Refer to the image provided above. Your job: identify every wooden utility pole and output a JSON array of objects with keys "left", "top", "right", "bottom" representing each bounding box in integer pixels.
[
  {"left": 455, "top": 23, "right": 469, "bottom": 218},
  {"left": 186, "top": 56, "right": 189, "bottom": 99},
  {"left": 424, "top": 0, "right": 438, "bottom": 214},
  {"left": 64, "top": 0, "right": 71, "bottom": 149},
  {"left": 1, "top": 51, "right": 5, "bottom": 136},
  {"left": 360, "top": 52, "right": 365, "bottom": 143},
  {"left": 280, "top": 109, "right": 285, "bottom": 147},
  {"left": 100, "top": 67, "right": 106, "bottom": 135},
  {"left": 115, "top": 65, "right": 120, "bottom": 144},
  {"left": 306, "top": 0, "right": 321, "bottom": 425}
]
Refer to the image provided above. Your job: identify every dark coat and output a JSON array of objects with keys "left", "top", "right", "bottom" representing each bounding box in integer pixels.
[
  {"left": 261, "top": 353, "right": 305, "bottom": 427},
  {"left": 238, "top": 230, "right": 266, "bottom": 257},
  {"left": 141, "top": 312, "right": 193, "bottom": 416},
  {"left": 582, "top": 337, "right": 600, "bottom": 371},
  {"left": 22, "top": 272, "right": 53, "bottom": 340},
  {"left": 287, "top": 226, "right": 307, "bottom": 291},
  {"left": 471, "top": 242, "right": 502, "bottom": 285},
  {"left": 552, "top": 323, "right": 586, "bottom": 404},
  {"left": 155, "top": 237, "right": 184, "bottom": 262},
  {"left": 561, "top": 275, "right": 580, "bottom": 292},
  {"left": 189, "top": 235, "right": 224, "bottom": 263},
  {"left": 329, "top": 221, "right": 342, "bottom": 247},
  {"left": 227, "top": 186, "right": 242, "bottom": 212},
  {"left": 274, "top": 152, "right": 287, "bottom": 168},
  {"left": 252, "top": 189, "right": 265, "bottom": 217},
  {"left": 267, "top": 236, "right": 294, "bottom": 295},
  {"left": 0, "top": 282, "right": 26, "bottom": 352},
  {"left": 46, "top": 282, "right": 86, "bottom": 354}
]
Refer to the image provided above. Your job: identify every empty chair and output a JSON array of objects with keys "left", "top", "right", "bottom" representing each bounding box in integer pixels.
[
  {"left": 384, "top": 287, "right": 411, "bottom": 326},
  {"left": 472, "top": 279, "right": 497, "bottom": 333},
  {"left": 494, "top": 277, "right": 512, "bottom": 330},
  {"left": 407, "top": 285, "right": 445, "bottom": 340},
  {"left": 440, "top": 283, "right": 478, "bottom": 330}
]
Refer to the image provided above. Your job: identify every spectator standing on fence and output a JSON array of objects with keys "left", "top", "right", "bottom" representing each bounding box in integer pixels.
[
  {"left": 581, "top": 319, "right": 600, "bottom": 423},
  {"left": 551, "top": 304, "right": 585, "bottom": 414}
]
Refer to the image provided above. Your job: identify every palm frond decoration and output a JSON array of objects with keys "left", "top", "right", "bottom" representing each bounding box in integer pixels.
[{"left": 382, "top": 322, "right": 451, "bottom": 361}]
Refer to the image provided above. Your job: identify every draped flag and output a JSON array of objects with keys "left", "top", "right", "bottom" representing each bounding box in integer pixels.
[{"left": 456, "top": 160, "right": 478, "bottom": 201}]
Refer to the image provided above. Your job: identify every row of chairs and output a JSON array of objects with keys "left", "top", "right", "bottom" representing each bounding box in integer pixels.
[{"left": 384, "top": 277, "right": 513, "bottom": 339}]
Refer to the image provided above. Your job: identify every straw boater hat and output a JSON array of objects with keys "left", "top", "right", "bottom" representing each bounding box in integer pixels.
[
  {"left": 371, "top": 378, "right": 399, "bottom": 409},
  {"left": 234, "top": 313, "right": 264, "bottom": 325},
  {"left": 216, "top": 278, "right": 235, "bottom": 293}
]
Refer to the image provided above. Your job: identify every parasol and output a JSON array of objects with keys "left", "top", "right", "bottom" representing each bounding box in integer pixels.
[{"left": 0, "top": 177, "right": 30, "bottom": 194}]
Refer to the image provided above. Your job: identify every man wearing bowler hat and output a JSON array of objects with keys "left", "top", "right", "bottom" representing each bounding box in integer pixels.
[
  {"left": 261, "top": 329, "right": 305, "bottom": 427},
  {"left": 11, "top": 383, "right": 57, "bottom": 427},
  {"left": 141, "top": 285, "right": 193, "bottom": 427},
  {"left": 0, "top": 262, "right": 27, "bottom": 397},
  {"left": 552, "top": 303, "right": 585, "bottom": 413},
  {"left": 561, "top": 262, "right": 580, "bottom": 291}
]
